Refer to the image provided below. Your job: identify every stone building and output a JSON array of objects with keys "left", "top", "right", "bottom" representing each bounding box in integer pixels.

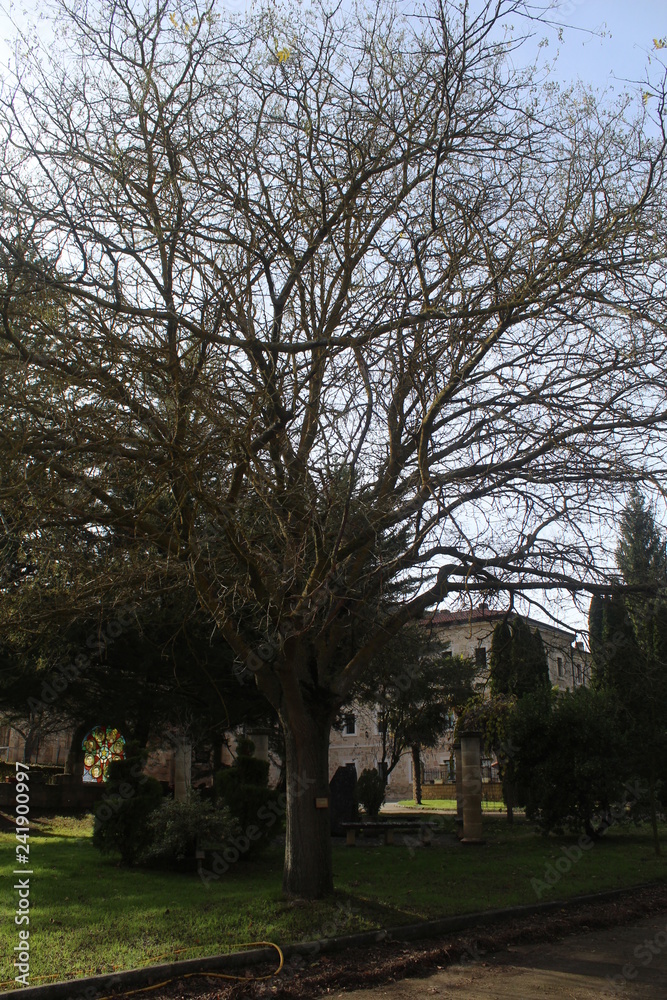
[
  {"left": 328, "top": 604, "right": 590, "bottom": 802},
  {"left": 2, "top": 605, "right": 589, "bottom": 806}
]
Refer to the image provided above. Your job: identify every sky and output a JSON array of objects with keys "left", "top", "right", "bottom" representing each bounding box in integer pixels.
[
  {"left": 504, "top": 1, "right": 667, "bottom": 634},
  {"left": 530, "top": 0, "right": 665, "bottom": 91},
  {"left": 0, "top": 0, "right": 664, "bottom": 87}
]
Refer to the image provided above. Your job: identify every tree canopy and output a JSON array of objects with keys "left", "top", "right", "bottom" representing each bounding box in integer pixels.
[{"left": 1, "top": 0, "right": 667, "bottom": 896}]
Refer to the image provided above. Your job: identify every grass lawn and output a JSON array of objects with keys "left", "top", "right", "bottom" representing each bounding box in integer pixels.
[{"left": 1, "top": 813, "right": 666, "bottom": 990}]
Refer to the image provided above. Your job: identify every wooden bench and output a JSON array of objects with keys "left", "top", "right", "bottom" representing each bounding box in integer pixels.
[{"left": 341, "top": 821, "right": 432, "bottom": 847}]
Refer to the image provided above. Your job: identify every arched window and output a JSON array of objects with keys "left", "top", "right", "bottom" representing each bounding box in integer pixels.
[{"left": 82, "top": 726, "right": 125, "bottom": 783}]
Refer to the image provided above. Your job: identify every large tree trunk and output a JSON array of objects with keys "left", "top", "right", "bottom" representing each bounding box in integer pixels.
[
  {"left": 649, "top": 776, "right": 661, "bottom": 856},
  {"left": 281, "top": 710, "right": 333, "bottom": 899},
  {"left": 23, "top": 725, "right": 40, "bottom": 764},
  {"left": 411, "top": 743, "right": 422, "bottom": 805},
  {"left": 502, "top": 776, "right": 515, "bottom": 825}
]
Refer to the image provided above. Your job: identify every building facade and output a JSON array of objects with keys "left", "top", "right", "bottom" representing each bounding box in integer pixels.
[
  {"left": 328, "top": 604, "right": 590, "bottom": 801},
  {"left": 2, "top": 605, "right": 589, "bottom": 805}
]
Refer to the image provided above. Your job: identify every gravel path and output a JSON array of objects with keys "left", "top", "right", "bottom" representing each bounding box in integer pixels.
[{"left": 331, "top": 913, "right": 667, "bottom": 999}]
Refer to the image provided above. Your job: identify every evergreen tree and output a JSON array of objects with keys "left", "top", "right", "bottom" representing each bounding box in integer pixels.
[
  {"left": 589, "top": 491, "right": 667, "bottom": 855},
  {"left": 588, "top": 594, "right": 605, "bottom": 671},
  {"left": 487, "top": 614, "right": 550, "bottom": 821},
  {"left": 507, "top": 686, "right": 627, "bottom": 836},
  {"left": 488, "top": 620, "right": 513, "bottom": 697},
  {"left": 489, "top": 616, "right": 550, "bottom": 698},
  {"left": 617, "top": 491, "right": 667, "bottom": 586}
]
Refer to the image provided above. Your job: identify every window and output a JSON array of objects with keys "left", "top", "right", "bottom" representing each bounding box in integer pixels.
[
  {"left": 343, "top": 714, "right": 356, "bottom": 736},
  {"left": 82, "top": 726, "right": 125, "bottom": 783},
  {"left": 475, "top": 646, "right": 487, "bottom": 668},
  {"left": 481, "top": 757, "right": 494, "bottom": 781},
  {"left": 557, "top": 657, "right": 565, "bottom": 678}
]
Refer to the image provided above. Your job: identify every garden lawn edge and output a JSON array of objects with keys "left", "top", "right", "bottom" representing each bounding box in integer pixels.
[{"left": 3, "top": 880, "right": 666, "bottom": 1000}]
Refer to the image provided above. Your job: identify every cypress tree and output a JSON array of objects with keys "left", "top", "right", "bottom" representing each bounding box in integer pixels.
[
  {"left": 491, "top": 616, "right": 549, "bottom": 698},
  {"left": 588, "top": 594, "right": 605, "bottom": 677},
  {"left": 592, "top": 491, "right": 667, "bottom": 855},
  {"left": 489, "top": 619, "right": 513, "bottom": 696}
]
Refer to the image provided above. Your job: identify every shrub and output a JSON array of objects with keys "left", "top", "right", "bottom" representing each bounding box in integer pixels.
[
  {"left": 357, "top": 768, "right": 386, "bottom": 819},
  {"left": 508, "top": 687, "right": 628, "bottom": 836},
  {"left": 139, "top": 795, "right": 239, "bottom": 871},
  {"left": 214, "top": 737, "right": 278, "bottom": 855},
  {"left": 92, "top": 753, "right": 163, "bottom": 864}
]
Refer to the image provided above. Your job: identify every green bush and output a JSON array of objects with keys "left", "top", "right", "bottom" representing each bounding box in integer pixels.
[
  {"left": 214, "top": 737, "right": 278, "bottom": 855},
  {"left": 139, "top": 795, "right": 239, "bottom": 870},
  {"left": 508, "top": 687, "right": 628, "bottom": 835},
  {"left": 357, "top": 768, "right": 386, "bottom": 819},
  {"left": 92, "top": 753, "right": 163, "bottom": 864}
]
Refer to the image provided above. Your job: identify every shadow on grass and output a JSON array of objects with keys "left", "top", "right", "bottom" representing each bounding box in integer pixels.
[{"left": 0, "top": 811, "right": 80, "bottom": 838}]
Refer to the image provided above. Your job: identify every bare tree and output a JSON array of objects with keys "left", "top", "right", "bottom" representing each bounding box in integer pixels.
[{"left": 1, "top": 0, "right": 667, "bottom": 897}]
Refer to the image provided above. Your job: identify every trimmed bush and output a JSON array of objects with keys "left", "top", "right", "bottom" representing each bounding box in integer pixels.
[
  {"left": 139, "top": 795, "right": 239, "bottom": 870},
  {"left": 214, "top": 737, "right": 278, "bottom": 856},
  {"left": 92, "top": 753, "right": 163, "bottom": 864},
  {"left": 357, "top": 768, "right": 386, "bottom": 819}
]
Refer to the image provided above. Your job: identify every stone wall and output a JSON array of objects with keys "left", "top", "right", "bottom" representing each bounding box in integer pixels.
[{"left": 0, "top": 779, "right": 105, "bottom": 813}]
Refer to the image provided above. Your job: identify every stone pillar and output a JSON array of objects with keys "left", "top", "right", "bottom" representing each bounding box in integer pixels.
[
  {"left": 453, "top": 742, "right": 464, "bottom": 838},
  {"left": 460, "top": 731, "right": 483, "bottom": 843},
  {"left": 173, "top": 739, "right": 192, "bottom": 802}
]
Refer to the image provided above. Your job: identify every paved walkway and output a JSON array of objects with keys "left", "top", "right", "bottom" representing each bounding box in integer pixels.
[{"left": 331, "top": 913, "right": 667, "bottom": 999}]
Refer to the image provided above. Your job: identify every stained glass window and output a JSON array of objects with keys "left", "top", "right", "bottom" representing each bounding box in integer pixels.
[{"left": 82, "top": 726, "right": 125, "bottom": 783}]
